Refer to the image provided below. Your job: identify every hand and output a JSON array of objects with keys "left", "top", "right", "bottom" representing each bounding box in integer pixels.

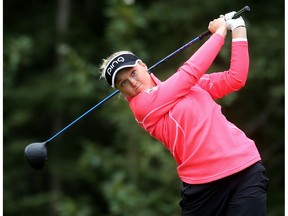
[
  {"left": 222, "top": 11, "right": 236, "bottom": 21},
  {"left": 226, "top": 17, "right": 246, "bottom": 31},
  {"left": 208, "top": 17, "right": 227, "bottom": 37},
  {"left": 220, "top": 11, "right": 246, "bottom": 31}
]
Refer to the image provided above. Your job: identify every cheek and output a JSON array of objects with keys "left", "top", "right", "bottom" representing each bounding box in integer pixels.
[
  {"left": 121, "top": 86, "right": 136, "bottom": 97},
  {"left": 140, "top": 72, "right": 150, "bottom": 82}
]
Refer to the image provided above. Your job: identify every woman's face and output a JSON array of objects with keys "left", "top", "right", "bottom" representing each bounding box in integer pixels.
[{"left": 115, "top": 61, "right": 156, "bottom": 97}]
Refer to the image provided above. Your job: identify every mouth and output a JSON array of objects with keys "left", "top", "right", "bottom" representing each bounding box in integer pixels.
[{"left": 135, "top": 84, "right": 142, "bottom": 92}]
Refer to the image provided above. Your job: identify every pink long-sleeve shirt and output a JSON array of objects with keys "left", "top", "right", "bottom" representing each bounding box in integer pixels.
[{"left": 128, "top": 33, "right": 261, "bottom": 184}]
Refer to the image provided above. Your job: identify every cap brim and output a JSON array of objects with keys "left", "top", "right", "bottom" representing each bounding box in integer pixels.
[{"left": 111, "top": 60, "right": 140, "bottom": 88}]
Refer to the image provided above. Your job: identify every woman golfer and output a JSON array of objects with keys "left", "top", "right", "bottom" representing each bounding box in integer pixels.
[{"left": 100, "top": 13, "right": 268, "bottom": 216}]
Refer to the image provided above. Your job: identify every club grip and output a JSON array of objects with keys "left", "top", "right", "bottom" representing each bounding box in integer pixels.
[
  {"left": 198, "top": 6, "right": 250, "bottom": 39},
  {"left": 232, "top": 6, "right": 250, "bottom": 19}
]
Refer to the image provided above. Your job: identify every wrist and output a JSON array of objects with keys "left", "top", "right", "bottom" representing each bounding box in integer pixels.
[
  {"left": 232, "top": 26, "right": 247, "bottom": 39},
  {"left": 215, "top": 27, "right": 227, "bottom": 38},
  {"left": 232, "top": 25, "right": 246, "bottom": 31}
]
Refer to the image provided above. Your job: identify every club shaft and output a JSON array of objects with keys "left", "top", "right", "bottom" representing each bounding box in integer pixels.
[
  {"left": 46, "top": 6, "right": 250, "bottom": 143},
  {"left": 46, "top": 90, "right": 120, "bottom": 142},
  {"left": 149, "top": 6, "right": 250, "bottom": 70}
]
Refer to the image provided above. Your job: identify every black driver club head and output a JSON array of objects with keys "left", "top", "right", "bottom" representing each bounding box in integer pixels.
[{"left": 24, "top": 142, "right": 48, "bottom": 170}]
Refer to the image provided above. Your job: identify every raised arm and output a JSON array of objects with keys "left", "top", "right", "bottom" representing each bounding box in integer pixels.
[{"left": 198, "top": 15, "right": 249, "bottom": 99}]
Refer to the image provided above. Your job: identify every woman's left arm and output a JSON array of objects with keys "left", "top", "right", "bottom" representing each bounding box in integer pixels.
[{"left": 198, "top": 26, "right": 249, "bottom": 99}]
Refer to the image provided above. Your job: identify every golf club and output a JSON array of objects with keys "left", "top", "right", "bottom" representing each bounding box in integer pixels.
[{"left": 24, "top": 6, "right": 250, "bottom": 170}]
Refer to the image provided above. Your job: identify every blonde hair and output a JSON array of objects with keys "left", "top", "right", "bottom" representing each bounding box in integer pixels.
[{"left": 99, "top": 50, "right": 135, "bottom": 81}]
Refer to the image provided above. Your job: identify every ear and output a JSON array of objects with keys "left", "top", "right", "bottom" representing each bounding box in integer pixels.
[{"left": 139, "top": 61, "right": 148, "bottom": 70}]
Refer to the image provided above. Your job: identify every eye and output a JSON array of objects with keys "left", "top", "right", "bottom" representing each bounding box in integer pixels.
[
  {"left": 131, "top": 70, "right": 136, "bottom": 76},
  {"left": 120, "top": 80, "right": 127, "bottom": 87}
]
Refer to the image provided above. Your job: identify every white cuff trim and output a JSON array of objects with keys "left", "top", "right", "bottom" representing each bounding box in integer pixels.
[{"left": 232, "top": 38, "right": 248, "bottom": 42}]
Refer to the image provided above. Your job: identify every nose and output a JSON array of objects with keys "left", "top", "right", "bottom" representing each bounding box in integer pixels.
[{"left": 129, "top": 78, "right": 138, "bottom": 88}]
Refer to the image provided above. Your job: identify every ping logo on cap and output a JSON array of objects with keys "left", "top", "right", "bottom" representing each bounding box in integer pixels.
[
  {"left": 106, "top": 56, "right": 125, "bottom": 76},
  {"left": 104, "top": 52, "right": 140, "bottom": 88}
]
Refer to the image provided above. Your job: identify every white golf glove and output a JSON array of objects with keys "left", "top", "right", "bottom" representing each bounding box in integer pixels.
[
  {"left": 223, "top": 11, "right": 236, "bottom": 20},
  {"left": 220, "top": 11, "right": 246, "bottom": 31}
]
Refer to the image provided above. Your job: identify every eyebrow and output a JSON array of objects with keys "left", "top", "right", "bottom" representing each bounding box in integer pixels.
[
  {"left": 116, "top": 67, "right": 136, "bottom": 86},
  {"left": 115, "top": 68, "right": 130, "bottom": 86},
  {"left": 116, "top": 78, "right": 125, "bottom": 87}
]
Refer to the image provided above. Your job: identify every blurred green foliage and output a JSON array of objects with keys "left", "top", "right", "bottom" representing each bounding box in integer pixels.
[{"left": 3, "top": 0, "right": 284, "bottom": 215}]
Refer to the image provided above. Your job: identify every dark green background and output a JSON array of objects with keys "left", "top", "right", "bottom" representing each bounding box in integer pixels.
[{"left": 3, "top": 0, "right": 284, "bottom": 215}]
